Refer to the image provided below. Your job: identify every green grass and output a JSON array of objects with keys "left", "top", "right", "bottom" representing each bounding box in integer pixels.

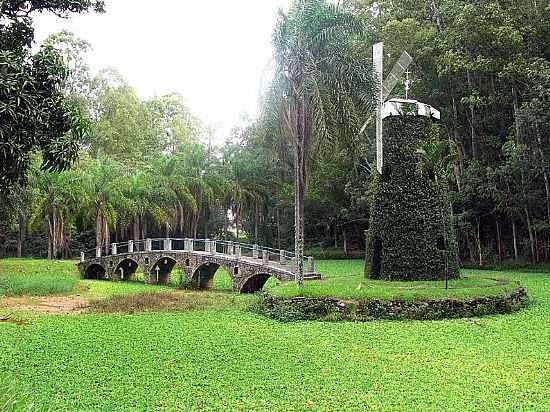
[
  {"left": 0, "top": 259, "right": 79, "bottom": 297},
  {"left": 270, "top": 260, "right": 518, "bottom": 301},
  {"left": 0, "top": 258, "right": 236, "bottom": 300},
  {"left": 87, "top": 290, "right": 255, "bottom": 314},
  {"left": 0, "top": 259, "right": 549, "bottom": 411}
]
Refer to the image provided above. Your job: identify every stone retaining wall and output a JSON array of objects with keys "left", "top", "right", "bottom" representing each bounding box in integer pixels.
[{"left": 257, "top": 287, "right": 528, "bottom": 322}]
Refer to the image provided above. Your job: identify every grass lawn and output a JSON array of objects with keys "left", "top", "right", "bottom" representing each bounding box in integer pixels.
[
  {"left": 0, "top": 259, "right": 79, "bottom": 297},
  {"left": 0, "top": 258, "right": 549, "bottom": 411},
  {"left": 269, "top": 260, "right": 519, "bottom": 301}
]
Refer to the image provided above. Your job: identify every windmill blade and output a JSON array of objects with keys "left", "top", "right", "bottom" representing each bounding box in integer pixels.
[
  {"left": 373, "top": 42, "right": 384, "bottom": 174},
  {"left": 382, "top": 51, "right": 412, "bottom": 101},
  {"left": 359, "top": 50, "right": 413, "bottom": 136}
]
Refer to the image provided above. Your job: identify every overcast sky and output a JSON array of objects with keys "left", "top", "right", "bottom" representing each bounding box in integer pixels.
[{"left": 34, "top": 0, "right": 291, "bottom": 144}]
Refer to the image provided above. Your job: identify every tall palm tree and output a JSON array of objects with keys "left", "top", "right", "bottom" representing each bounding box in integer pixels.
[
  {"left": 31, "top": 169, "right": 83, "bottom": 259},
  {"left": 80, "top": 157, "right": 125, "bottom": 252},
  {"left": 269, "top": 0, "right": 376, "bottom": 285},
  {"left": 7, "top": 183, "right": 33, "bottom": 257},
  {"left": 153, "top": 156, "right": 197, "bottom": 237}
]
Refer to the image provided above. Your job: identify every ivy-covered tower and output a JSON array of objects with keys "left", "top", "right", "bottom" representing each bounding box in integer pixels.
[{"left": 365, "top": 99, "right": 460, "bottom": 281}]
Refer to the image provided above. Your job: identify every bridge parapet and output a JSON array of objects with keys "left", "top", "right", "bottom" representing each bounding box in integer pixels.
[{"left": 78, "top": 238, "right": 319, "bottom": 293}]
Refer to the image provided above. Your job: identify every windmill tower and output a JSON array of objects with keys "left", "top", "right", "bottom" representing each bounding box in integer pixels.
[{"left": 364, "top": 43, "right": 459, "bottom": 281}]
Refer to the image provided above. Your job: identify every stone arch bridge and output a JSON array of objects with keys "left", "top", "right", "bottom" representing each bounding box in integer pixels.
[{"left": 78, "top": 238, "right": 319, "bottom": 293}]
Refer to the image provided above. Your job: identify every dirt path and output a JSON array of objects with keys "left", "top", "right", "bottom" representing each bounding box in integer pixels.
[{"left": 1, "top": 296, "right": 88, "bottom": 314}]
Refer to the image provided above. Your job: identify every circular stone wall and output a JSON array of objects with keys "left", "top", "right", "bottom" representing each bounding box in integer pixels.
[{"left": 257, "top": 287, "right": 528, "bottom": 322}]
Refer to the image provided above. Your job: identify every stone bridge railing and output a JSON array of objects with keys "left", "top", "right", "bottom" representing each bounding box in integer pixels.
[{"left": 78, "top": 238, "right": 318, "bottom": 293}]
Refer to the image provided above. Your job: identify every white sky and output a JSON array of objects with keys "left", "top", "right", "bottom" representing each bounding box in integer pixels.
[{"left": 34, "top": 0, "right": 291, "bottom": 144}]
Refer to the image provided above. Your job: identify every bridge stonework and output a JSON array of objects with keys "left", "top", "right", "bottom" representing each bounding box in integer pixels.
[{"left": 77, "top": 241, "right": 312, "bottom": 293}]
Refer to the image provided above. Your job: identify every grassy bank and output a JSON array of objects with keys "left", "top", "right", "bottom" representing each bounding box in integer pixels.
[
  {"left": 0, "top": 259, "right": 79, "bottom": 297},
  {"left": 0, "top": 259, "right": 548, "bottom": 411}
]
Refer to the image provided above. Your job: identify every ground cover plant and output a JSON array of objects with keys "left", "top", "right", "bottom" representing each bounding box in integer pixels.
[
  {"left": 0, "top": 259, "right": 79, "bottom": 297},
  {"left": 0, "top": 259, "right": 549, "bottom": 411},
  {"left": 270, "top": 260, "right": 517, "bottom": 300}
]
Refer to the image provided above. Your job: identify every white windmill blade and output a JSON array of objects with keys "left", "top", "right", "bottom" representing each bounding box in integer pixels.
[
  {"left": 373, "top": 42, "right": 384, "bottom": 174},
  {"left": 359, "top": 42, "right": 384, "bottom": 135},
  {"left": 359, "top": 51, "right": 413, "bottom": 135},
  {"left": 382, "top": 51, "right": 413, "bottom": 101}
]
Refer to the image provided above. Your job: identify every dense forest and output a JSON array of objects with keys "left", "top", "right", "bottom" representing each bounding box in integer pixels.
[{"left": 1, "top": 0, "right": 548, "bottom": 267}]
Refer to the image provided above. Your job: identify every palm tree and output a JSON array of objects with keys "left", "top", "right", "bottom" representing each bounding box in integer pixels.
[
  {"left": 268, "top": 0, "right": 376, "bottom": 285},
  {"left": 80, "top": 157, "right": 125, "bottom": 252},
  {"left": 416, "top": 138, "right": 458, "bottom": 184},
  {"left": 7, "top": 183, "right": 33, "bottom": 257},
  {"left": 31, "top": 170, "right": 83, "bottom": 259},
  {"left": 153, "top": 156, "right": 197, "bottom": 238}
]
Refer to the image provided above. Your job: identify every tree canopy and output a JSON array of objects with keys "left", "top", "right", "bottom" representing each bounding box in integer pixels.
[
  {"left": 0, "top": 0, "right": 549, "bottom": 272},
  {"left": 0, "top": 0, "right": 103, "bottom": 190}
]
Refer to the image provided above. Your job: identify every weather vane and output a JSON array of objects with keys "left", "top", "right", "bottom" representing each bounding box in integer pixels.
[{"left": 403, "top": 70, "right": 414, "bottom": 100}]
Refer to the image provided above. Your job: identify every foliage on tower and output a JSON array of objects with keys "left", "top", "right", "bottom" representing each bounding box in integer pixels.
[{"left": 365, "top": 115, "right": 460, "bottom": 281}]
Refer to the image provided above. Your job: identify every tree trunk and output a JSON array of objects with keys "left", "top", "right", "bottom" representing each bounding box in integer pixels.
[
  {"left": 294, "top": 98, "right": 306, "bottom": 288},
  {"left": 466, "top": 233, "right": 476, "bottom": 264},
  {"left": 534, "top": 124, "right": 550, "bottom": 225},
  {"left": 495, "top": 218, "right": 502, "bottom": 262},
  {"left": 343, "top": 228, "right": 348, "bottom": 255},
  {"left": 133, "top": 218, "right": 140, "bottom": 241},
  {"left": 512, "top": 218, "right": 519, "bottom": 261},
  {"left": 52, "top": 209, "right": 58, "bottom": 259},
  {"left": 476, "top": 217, "right": 482, "bottom": 266},
  {"left": 534, "top": 226, "right": 540, "bottom": 263},
  {"left": 17, "top": 219, "right": 25, "bottom": 258},
  {"left": 47, "top": 214, "right": 53, "bottom": 260},
  {"left": 276, "top": 206, "right": 281, "bottom": 249},
  {"left": 235, "top": 205, "right": 240, "bottom": 240},
  {"left": 254, "top": 205, "right": 259, "bottom": 243},
  {"left": 104, "top": 218, "right": 109, "bottom": 255},
  {"left": 466, "top": 69, "right": 478, "bottom": 161},
  {"left": 524, "top": 205, "right": 536, "bottom": 262},
  {"left": 141, "top": 216, "right": 146, "bottom": 241}
]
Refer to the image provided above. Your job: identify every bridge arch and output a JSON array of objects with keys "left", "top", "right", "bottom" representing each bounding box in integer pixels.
[
  {"left": 240, "top": 273, "right": 275, "bottom": 293},
  {"left": 114, "top": 258, "right": 139, "bottom": 281},
  {"left": 192, "top": 262, "right": 221, "bottom": 289},
  {"left": 84, "top": 263, "right": 107, "bottom": 280},
  {"left": 151, "top": 256, "right": 178, "bottom": 285}
]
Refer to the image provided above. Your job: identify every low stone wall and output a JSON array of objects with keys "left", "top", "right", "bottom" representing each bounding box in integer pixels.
[{"left": 256, "top": 287, "right": 528, "bottom": 322}]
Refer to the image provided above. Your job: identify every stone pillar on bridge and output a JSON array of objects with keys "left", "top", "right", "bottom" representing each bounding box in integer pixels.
[
  {"left": 146, "top": 238, "right": 152, "bottom": 252},
  {"left": 164, "top": 238, "right": 172, "bottom": 251},
  {"left": 235, "top": 243, "right": 241, "bottom": 258},
  {"left": 280, "top": 250, "right": 286, "bottom": 266},
  {"left": 96, "top": 247, "right": 102, "bottom": 258},
  {"left": 253, "top": 244, "right": 259, "bottom": 259},
  {"left": 189, "top": 239, "right": 194, "bottom": 252},
  {"left": 111, "top": 243, "right": 117, "bottom": 256},
  {"left": 80, "top": 252, "right": 85, "bottom": 262},
  {"left": 308, "top": 257, "right": 315, "bottom": 273},
  {"left": 262, "top": 249, "right": 269, "bottom": 265},
  {"left": 227, "top": 241, "right": 234, "bottom": 255},
  {"left": 307, "top": 256, "right": 315, "bottom": 273},
  {"left": 128, "top": 240, "right": 134, "bottom": 253}
]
